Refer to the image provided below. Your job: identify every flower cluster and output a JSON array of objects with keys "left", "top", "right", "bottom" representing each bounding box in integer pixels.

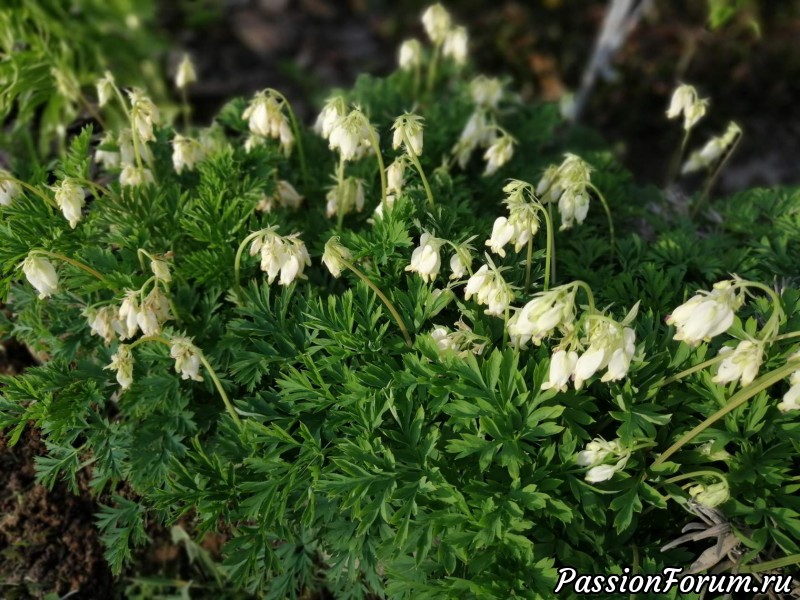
[
  {"left": 396, "top": 3, "right": 468, "bottom": 69},
  {"left": 248, "top": 227, "right": 310, "bottom": 286},
  {"left": 326, "top": 177, "right": 365, "bottom": 219},
  {"left": 666, "top": 83, "right": 709, "bottom": 131},
  {"left": 576, "top": 438, "right": 630, "bottom": 483},
  {"left": 242, "top": 90, "right": 294, "bottom": 156},
  {"left": 464, "top": 262, "right": 514, "bottom": 317},
  {"left": 682, "top": 121, "right": 741, "bottom": 175},
  {"left": 537, "top": 154, "right": 594, "bottom": 230},
  {"left": 430, "top": 321, "right": 487, "bottom": 357},
  {"left": 666, "top": 280, "right": 743, "bottom": 346},
  {"left": 452, "top": 76, "right": 514, "bottom": 174},
  {"left": 51, "top": 178, "right": 85, "bottom": 229},
  {"left": 486, "top": 180, "right": 542, "bottom": 257}
]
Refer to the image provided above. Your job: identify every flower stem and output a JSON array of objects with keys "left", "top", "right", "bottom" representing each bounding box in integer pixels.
[
  {"left": 367, "top": 126, "right": 388, "bottom": 214},
  {"left": 198, "top": 352, "right": 243, "bottom": 429},
  {"left": 651, "top": 361, "right": 799, "bottom": 468},
  {"left": 343, "top": 260, "right": 413, "bottom": 347},
  {"left": 524, "top": 236, "right": 534, "bottom": 294},
  {"left": 587, "top": 182, "right": 615, "bottom": 262},
  {"left": 653, "top": 354, "right": 728, "bottom": 389},
  {"left": 404, "top": 134, "right": 434, "bottom": 206},
  {"left": 657, "top": 470, "right": 727, "bottom": 487},
  {"left": 233, "top": 230, "right": 266, "bottom": 301},
  {"left": 33, "top": 250, "right": 110, "bottom": 284},
  {"left": 267, "top": 89, "right": 308, "bottom": 185},
  {"left": 691, "top": 130, "right": 741, "bottom": 218},
  {"left": 538, "top": 203, "right": 555, "bottom": 291},
  {"left": 571, "top": 280, "right": 596, "bottom": 313},
  {"left": 426, "top": 43, "right": 442, "bottom": 94},
  {"left": 336, "top": 156, "right": 346, "bottom": 231},
  {"left": 740, "top": 280, "right": 784, "bottom": 341},
  {"left": 547, "top": 202, "right": 557, "bottom": 284}
]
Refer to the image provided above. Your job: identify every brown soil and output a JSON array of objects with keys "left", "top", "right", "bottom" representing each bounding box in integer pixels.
[{"left": 0, "top": 428, "right": 114, "bottom": 599}]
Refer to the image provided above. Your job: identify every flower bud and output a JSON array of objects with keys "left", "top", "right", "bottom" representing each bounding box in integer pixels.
[
  {"left": 52, "top": 178, "right": 85, "bottom": 229},
  {"left": 666, "top": 84, "right": 708, "bottom": 131},
  {"left": 398, "top": 39, "right": 423, "bottom": 71},
  {"left": 392, "top": 113, "right": 424, "bottom": 156},
  {"left": 128, "top": 88, "right": 160, "bottom": 143},
  {"left": 322, "top": 237, "right": 352, "bottom": 278},
  {"left": 421, "top": 3, "right": 452, "bottom": 45},
  {"left": 483, "top": 133, "right": 515, "bottom": 176},
  {"left": 96, "top": 71, "right": 115, "bottom": 107},
  {"left": 175, "top": 53, "right": 197, "bottom": 89},
  {"left": 689, "top": 481, "right": 729, "bottom": 508},
  {"left": 22, "top": 255, "right": 59, "bottom": 299},
  {"left": 443, "top": 26, "right": 468, "bottom": 65}
]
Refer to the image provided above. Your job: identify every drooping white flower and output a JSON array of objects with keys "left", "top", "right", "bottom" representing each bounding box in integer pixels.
[
  {"left": 666, "top": 83, "right": 708, "bottom": 131},
  {"left": 328, "top": 108, "right": 374, "bottom": 161},
  {"left": 713, "top": 340, "right": 763, "bottom": 387},
  {"left": 778, "top": 369, "right": 800, "bottom": 412},
  {"left": 386, "top": 158, "right": 405, "bottom": 195},
  {"left": 405, "top": 232, "right": 445, "bottom": 283},
  {"left": 175, "top": 53, "right": 197, "bottom": 89},
  {"left": 52, "top": 178, "right": 85, "bottom": 229},
  {"left": 452, "top": 110, "right": 494, "bottom": 169},
  {"left": 96, "top": 71, "right": 115, "bottom": 107},
  {"left": 314, "top": 96, "right": 348, "bottom": 140},
  {"left": 257, "top": 180, "right": 305, "bottom": 213},
  {"left": 128, "top": 88, "right": 160, "bottom": 143},
  {"left": 464, "top": 264, "right": 514, "bottom": 317},
  {"left": 443, "top": 26, "right": 468, "bottom": 65},
  {"left": 172, "top": 134, "right": 206, "bottom": 174},
  {"left": 22, "top": 255, "right": 58, "bottom": 299},
  {"left": 557, "top": 188, "right": 590, "bottom": 231},
  {"left": 118, "top": 128, "right": 153, "bottom": 167},
  {"left": 242, "top": 90, "right": 294, "bottom": 155},
  {"left": 431, "top": 326, "right": 457, "bottom": 352},
  {"left": 138, "top": 286, "right": 173, "bottom": 336},
  {"left": 0, "top": 171, "right": 22, "bottom": 207},
  {"left": 322, "top": 237, "right": 352, "bottom": 278},
  {"left": 666, "top": 281, "right": 743, "bottom": 346},
  {"left": 682, "top": 122, "right": 742, "bottom": 174},
  {"left": 421, "top": 3, "right": 452, "bottom": 45},
  {"left": 469, "top": 76, "right": 503, "bottom": 109},
  {"left": 486, "top": 217, "right": 516, "bottom": 257},
  {"left": 483, "top": 133, "right": 515, "bottom": 176},
  {"left": 87, "top": 306, "right": 120, "bottom": 345},
  {"left": 105, "top": 344, "right": 134, "bottom": 389},
  {"left": 572, "top": 316, "right": 637, "bottom": 389},
  {"left": 541, "top": 349, "right": 579, "bottom": 392},
  {"left": 118, "top": 290, "right": 142, "bottom": 340},
  {"left": 325, "top": 177, "right": 365, "bottom": 218},
  {"left": 449, "top": 246, "right": 472, "bottom": 280},
  {"left": 249, "top": 228, "right": 310, "bottom": 285},
  {"left": 119, "top": 165, "right": 154, "bottom": 187},
  {"left": 576, "top": 437, "right": 629, "bottom": 483},
  {"left": 392, "top": 113, "right": 424, "bottom": 156},
  {"left": 508, "top": 286, "right": 577, "bottom": 348},
  {"left": 398, "top": 39, "right": 423, "bottom": 71},
  {"left": 170, "top": 336, "right": 203, "bottom": 382}
]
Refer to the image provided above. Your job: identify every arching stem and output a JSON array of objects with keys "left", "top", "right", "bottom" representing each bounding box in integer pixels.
[
  {"left": 586, "top": 182, "right": 615, "bottom": 262},
  {"left": 403, "top": 133, "right": 435, "bottom": 206}
]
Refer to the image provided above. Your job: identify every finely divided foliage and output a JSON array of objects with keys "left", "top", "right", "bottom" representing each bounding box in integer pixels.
[{"left": 1, "top": 3, "right": 800, "bottom": 598}]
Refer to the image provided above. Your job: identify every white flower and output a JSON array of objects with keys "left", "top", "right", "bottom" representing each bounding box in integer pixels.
[
  {"left": 392, "top": 113, "right": 424, "bottom": 156},
  {"left": 469, "top": 76, "right": 503, "bottom": 109},
  {"left": 666, "top": 84, "right": 708, "bottom": 131},
  {"left": 118, "top": 128, "right": 153, "bottom": 167},
  {"left": 777, "top": 360, "right": 800, "bottom": 413},
  {"left": 405, "top": 232, "right": 445, "bottom": 283},
  {"left": 279, "top": 239, "right": 311, "bottom": 286},
  {"left": 314, "top": 96, "right": 347, "bottom": 140},
  {"left": 576, "top": 437, "right": 629, "bottom": 483},
  {"left": 572, "top": 317, "right": 637, "bottom": 389},
  {"left": 322, "top": 237, "right": 352, "bottom": 278},
  {"left": 249, "top": 228, "right": 310, "bottom": 285},
  {"left": 170, "top": 337, "right": 203, "bottom": 382},
  {"left": 242, "top": 90, "right": 294, "bottom": 155},
  {"left": 421, "top": 3, "right": 452, "bottom": 45},
  {"left": 87, "top": 306, "right": 120, "bottom": 345},
  {"left": 508, "top": 286, "right": 576, "bottom": 348},
  {"left": 120, "top": 165, "right": 154, "bottom": 187},
  {"left": 175, "top": 53, "right": 197, "bottom": 89},
  {"left": 666, "top": 280, "right": 743, "bottom": 346},
  {"left": 329, "top": 109, "right": 374, "bottom": 161},
  {"left": 449, "top": 249, "right": 471, "bottom": 280},
  {"left": 713, "top": 340, "right": 763, "bottom": 387},
  {"left": 51, "top": 178, "right": 85, "bottom": 229},
  {"left": 483, "top": 134, "right": 515, "bottom": 176},
  {"left": 172, "top": 134, "right": 206, "bottom": 174},
  {"left": 256, "top": 180, "right": 304, "bottom": 213},
  {"left": 443, "top": 26, "right": 468, "bottom": 65},
  {"left": 431, "top": 326, "right": 457, "bottom": 352},
  {"left": 557, "top": 188, "right": 590, "bottom": 231},
  {"left": 96, "top": 71, "right": 115, "bottom": 107},
  {"left": 464, "top": 264, "right": 514, "bottom": 317},
  {"left": 150, "top": 258, "right": 172, "bottom": 282},
  {"left": 682, "top": 122, "right": 741, "bottom": 174},
  {"left": 1, "top": 171, "right": 22, "bottom": 207},
  {"left": 386, "top": 159, "right": 405, "bottom": 194},
  {"left": 105, "top": 344, "right": 134, "bottom": 389},
  {"left": 118, "top": 290, "right": 142, "bottom": 340},
  {"left": 326, "top": 177, "right": 365, "bottom": 218},
  {"left": 486, "top": 217, "right": 516, "bottom": 257},
  {"left": 541, "top": 349, "right": 579, "bottom": 392},
  {"left": 128, "top": 88, "right": 160, "bottom": 143},
  {"left": 585, "top": 464, "right": 620, "bottom": 483},
  {"left": 398, "top": 39, "right": 423, "bottom": 71},
  {"left": 22, "top": 255, "right": 58, "bottom": 299}
]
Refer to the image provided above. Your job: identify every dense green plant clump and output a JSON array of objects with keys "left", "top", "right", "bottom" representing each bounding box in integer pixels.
[{"left": 1, "top": 3, "right": 800, "bottom": 598}]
